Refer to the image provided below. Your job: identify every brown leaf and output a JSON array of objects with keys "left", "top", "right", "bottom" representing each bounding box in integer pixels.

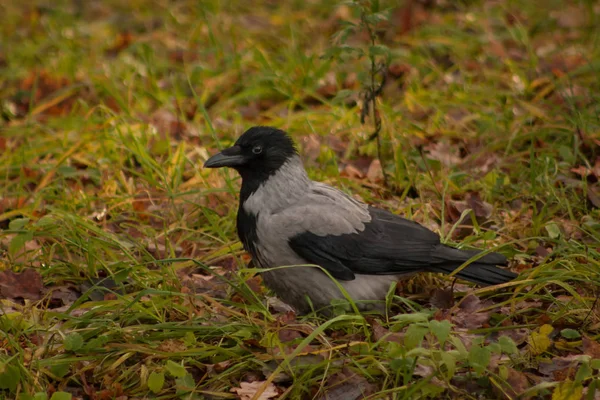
[
  {"left": 465, "top": 192, "right": 493, "bottom": 220},
  {"left": 366, "top": 159, "right": 383, "bottom": 183},
  {"left": 230, "top": 381, "right": 278, "bottom": 400},
  {"left": 501, "top": 368, "right": 530, "bottom": 399},
  {"left": 48, "top": 286, "right": 81, "bottom": 308},
  {"left": 274, "top": 311, "right": 303, "bottom": 344},
  {"left": 278, "top": 327, "right": 303, "bottom": 342},
  {"left": 301, "top": 134, "right": 323, "bottom": 161},
  {"left": 180, "top": 273, "right": 228, "bottom": 298},
  {"left": 552, "top": 6, "right": 587, "bottom": 28},
  {"left": 317, "top": 368, "right": 377, "bottom": 400},
  {"left": 267, "top": 296, "right": 295, "bottom": 313},
  {"left": 96, "top": 383, "right": 124, "bottom": 400},
  {"left": 341, "top": 164, "right": 364, "bottom": 179},
  {"left": 583, "top": 336, "right": 600, "bottom": 358},
  {"left": 326, "top": 135, "right": 348, "bottom": 157},
  {"left": 213, "top": 360, "right": 233, "bottom": 374},
  {"left": 245, "top": 275, "right": 264, "bottom": 294},
  {"left": 430, "top": 288, "right": 454, "bottom": 309},
  {"left": 212, "top": 255, "right": 238, "bottom": 273},
  {"left": 447, "top": 192, "right": 493, "bottom": 227},
  {"left": 424, "top": 141, "right": 462, "bottom": 167},
  {"left": 538, "top": 355, "right": 581, "bottom": 380},
  {"left": 498, "top": 328, "right": 530, "bottom": 346},
  {"left": 388, "top": 63, "right": 411, "bottom": 79},
  {"left": 0, "top": 269, "right": 43, "bottom": 300},
  {"left": 149, "top": 108, "right": 199, "bottom": 140},
  {"left": 315, "top": 72, "right": 338, "bottom": 99},
  {"left": 169, "top": 49, "right": 199, "bottom": 64},
  {"left": 588, "top": 184, "right": 600, "bottom": 208},
  {"left": 157, "top": 339, "right": 187, "bottom": 353},
  {"left": 413, "top": 362, "right": 434, "bottom": 378},
  {"left": 239, "top": 103, "right": 260, "bottom": 120},
  {"left": 15, "top": 70, "right": 74, "bottom": 117},
  {"left": 535, "top": 245, "right": 550, "bottom": 258},
  {"left": 469, "top": 151, "right": 501, "bottom": 175},
  {"left": 371, "top": 320, "right": 403, "bottom": 343},
  {"left": 105, "top": 32, "right": 134, "bottom": 55},
  {"left": 452, "top": 294, "right": 492, "bottom": 329},
  {"left": 459, "top": 294, "right": 484, "bottom": 313},
  {"left": 593, "top": 158, "right": 600, "bottom": 178},
  {"left": 276, "top": 310, "right": 297, "bottom": 325},
  {"left": 571, "top": 165, "right": 592, "bottom": 177},
  {"left": 104, "top": 293, "right": 118, "bottom": 301}
]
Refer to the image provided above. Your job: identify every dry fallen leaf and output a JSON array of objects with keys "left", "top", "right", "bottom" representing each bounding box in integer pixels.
[
  {"left": 267, "top": 296, "right": 296, "bottom": 313},
  {"left": 498, "top": 327, "right": 530, "bottom": 346},
  {"left": 150, "top": 108, "right": 199, "bottom": 140},
  {"left": 341, "top": 164, "right": 364, "bottom": 179},
  {"left": 301, "top": 134, "right": 322, "bottom": 162},
  {"left": 48, "top": 286, "right": 81, "bottom": 308},
  {"left": 583, "top": 336, "right": 600, "bottom": 358},
  {"left": 588, "top": 184, "right": 600, "bottom": 208},
  {"left": 15, "top": 70, "right": 75, "bottom": 117},
  {"left": 505, "top": 367, "right": 530, "bottom": 398},
  {"left": 230, "top": 381, "right": 278, "bottom": 400},
  {"left": 552, "top": 6, "right": 587, "bottom": 29},
  {"left": 179, "top": 272, "right": 228, "bottom": 298},
  {"left": 366, "top": 159, "right": 383, "bottom": 183},
  {"left": 0, "top": 269, "right": 43, "bottom": 300},
  {"left": 371, "top": 319, "right": 403, "bottom": 343},
  {"left": 452, "top": 294, "right": 492, "bottom": 330},
  {"left": 315, "top": 71, "right": 338, "bottom": 99},
  {"left": 430, "top": 288, "right": 454, "bottom": 309},
  {"left": 157, "top": 339, "right": 187, "bottom": 353},
  {"left": 538, "top": 355, "right": 581, "bottom": 381},
  {"left": 105, "top": 31, "right": 134, "bottom": 55},
  {"left": 424, "top": 141, "right": 462, "bottom": 167},
  {"left": 449, "top": 192, "right": 493, "bottom": 222},
  {"left": 317, "top": 368, "right": 377, "bottom": 400}
]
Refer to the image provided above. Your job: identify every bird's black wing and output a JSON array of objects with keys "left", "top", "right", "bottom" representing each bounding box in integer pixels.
[{"left": 288, "top": 207, "right": 441, "bottom": 280}]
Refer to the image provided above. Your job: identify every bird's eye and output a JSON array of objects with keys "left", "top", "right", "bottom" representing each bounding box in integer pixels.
[{"left": 252, "top": 145, "right": 263, "bottom": 154}]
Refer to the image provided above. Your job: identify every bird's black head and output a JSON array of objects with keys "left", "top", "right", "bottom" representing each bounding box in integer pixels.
[{"left": 204, "top": 126, "right": 298, "bottom": 181}]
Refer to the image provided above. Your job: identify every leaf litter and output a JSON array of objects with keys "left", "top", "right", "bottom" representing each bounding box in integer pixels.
[{"left": 0, "top": 0, "right": 599, "bottom": 399}]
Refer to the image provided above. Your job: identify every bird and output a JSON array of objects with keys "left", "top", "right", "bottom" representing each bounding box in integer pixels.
[{"left": 204, "top": 126, "right": 517, "bottom": 314}]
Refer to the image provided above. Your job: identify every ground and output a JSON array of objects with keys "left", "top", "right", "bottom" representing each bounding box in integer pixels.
[{"left": 0, "top": 0, "right": 599, "bottom": 399}]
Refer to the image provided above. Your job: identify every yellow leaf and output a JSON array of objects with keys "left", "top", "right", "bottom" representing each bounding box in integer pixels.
[
  {"left": 552, "top": 380, "right": 583, "bottom": 400},
  {"left": 528, "top": 324, "right": 553, "bottom": 355}
]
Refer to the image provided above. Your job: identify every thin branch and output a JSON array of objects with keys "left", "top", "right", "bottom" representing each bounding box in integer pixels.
[{"left": 360, "top": 11, "right": 389, "bottom": 188}]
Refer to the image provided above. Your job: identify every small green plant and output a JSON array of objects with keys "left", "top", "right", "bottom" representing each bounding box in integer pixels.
[{"left": 325, "top": 0, "right": 392, "bottom": 186}]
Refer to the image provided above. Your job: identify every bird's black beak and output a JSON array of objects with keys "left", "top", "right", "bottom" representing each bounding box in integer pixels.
[{"left": 204, "top": 145, "right": 246, "bottom": 168}]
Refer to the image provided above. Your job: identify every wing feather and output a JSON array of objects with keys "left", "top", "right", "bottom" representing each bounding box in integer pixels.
[{"left": 288, "top": 206, "right": 441, "bottom": 279}]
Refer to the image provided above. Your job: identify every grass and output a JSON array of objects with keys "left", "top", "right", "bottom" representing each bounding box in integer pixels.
[{"left": 0, "top": 0, "right": 599, "bottom": 399}]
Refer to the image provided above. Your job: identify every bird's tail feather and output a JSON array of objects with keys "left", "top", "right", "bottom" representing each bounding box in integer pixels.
[
  {"left": 431, "top": 262, "right": 517, "bottom": 286},
  {"left": 430, "top": 244, "right": 516, "bottom": 286},
  {"left": 432, "top": 245, "right": 508, "bottom": 265}
]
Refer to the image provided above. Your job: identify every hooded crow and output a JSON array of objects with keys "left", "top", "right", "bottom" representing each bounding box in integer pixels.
[{"left": 204, "top": 126, "right": 517, "bottom": 314}]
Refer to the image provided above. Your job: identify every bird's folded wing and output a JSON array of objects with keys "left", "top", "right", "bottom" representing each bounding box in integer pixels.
[{"left": 287, "top": 207, "right": 442, "bottom": 280}]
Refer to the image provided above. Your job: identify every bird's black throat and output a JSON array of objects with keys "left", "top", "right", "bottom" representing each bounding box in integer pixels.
[
  {"left": 236, "top": 174, "right": 272, "bottom": 265},
  {"left": 238, "top": 169, "right": 272, "bottom": 205},
  {"left": 236, "top": 205, "right": 259, "bottom": 260}
]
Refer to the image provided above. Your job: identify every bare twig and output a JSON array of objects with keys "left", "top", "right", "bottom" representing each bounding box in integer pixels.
[{"left": 360, "top": 11, "right": 389, "bottom": 188}]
